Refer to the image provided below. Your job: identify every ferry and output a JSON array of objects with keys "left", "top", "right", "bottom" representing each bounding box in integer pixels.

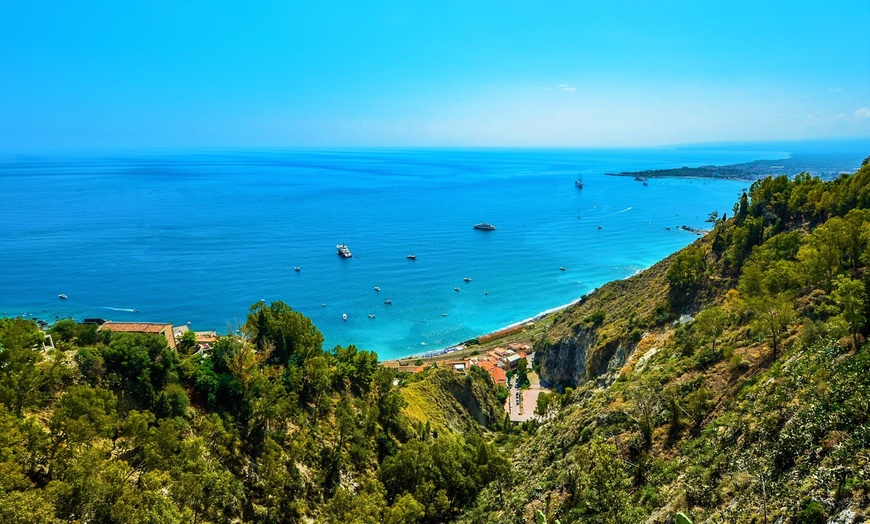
[
  {"left": 336, "top": 244, "right": 352, "bottom": 258},
  {"left": 473, "top": 222, "right": 496, "bottom": 231}
]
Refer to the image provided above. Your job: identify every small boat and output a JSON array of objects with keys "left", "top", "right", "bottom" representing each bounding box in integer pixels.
[
  {"left": 454, "top": 287, "right": 461, "bottom": 292},
  {"left": 342, "top": 313, "right": 348, "bottom": 321},
  {"left": 484, "top": 291, "right": 488, "bottom": 295},
  {"left": 407, "top": 254, "right": 416, "bottom": 260},
  {"left": 58, "top": 294, "right": 68, "bottom": 300},
  {"left": 374, "top": 286, "right": 381, "bottom": 292},
  {"left": 368, "top": 314, "right": 376, "bottom": 319},
  {"left": 473, "top": 222, "right": 496, "bottom": 231},
  {"left": 575, "top": 177, "right": 584, "bottom": 189},
  {"left": 463, "top": 277, "right": 472, "bottom": 282},
  {"left": 643, "top": 181, "right": 648, "bottom": 186},
  {"left": 598, "top": 225, "right": 602, "bottom": 229},
  {"left": 384, "top": 299, "right": 392, "bottom": 305},
  {"left": 294, "top": 267, "right": 301, "bottom": 272},
  {"left": 442, "top": 313, "right": 447, "bottom": 317},
  {"left": 337, "top": 244, "right": 352, "bottom": 258},
  {"left": 322, "top": 303, "right": 327, "bottom": 307},
  {"left": 560, "top": 267, "right": 566, "bottom": 271}
]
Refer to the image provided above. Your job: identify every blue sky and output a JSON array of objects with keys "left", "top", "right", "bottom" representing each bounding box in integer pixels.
[{"left": 1, "top": 1, "right": 868, "bottom": 150}]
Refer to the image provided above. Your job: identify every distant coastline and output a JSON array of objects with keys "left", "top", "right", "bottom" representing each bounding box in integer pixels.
[{"left": 605, "top": 153, "right": 859, "bottom": 181}]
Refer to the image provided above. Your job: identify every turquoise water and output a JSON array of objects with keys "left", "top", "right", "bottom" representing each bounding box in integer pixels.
[{"left": 0, "top": 148, "right": 775, "bottom": 359}]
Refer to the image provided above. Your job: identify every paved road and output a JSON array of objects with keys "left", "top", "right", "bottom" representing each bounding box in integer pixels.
[{"left": 504, "top": 370, "right": 548, "bottom": 422}]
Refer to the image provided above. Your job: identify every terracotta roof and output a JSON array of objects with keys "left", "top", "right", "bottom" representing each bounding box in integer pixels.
[
  {"left": 490, "top": 367, "right": 507, "bottom": 385},
  {"left": 100, "top": 322, "right": 172, "bottom": 333},
  {"left": 475, "top": 361, "right": 495, "bottom": 371}
]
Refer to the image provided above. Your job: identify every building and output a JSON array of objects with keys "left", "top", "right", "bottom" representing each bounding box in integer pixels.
[
  {"left": 490, "top": 367, "right": 507, "bottom": 386},
  {"left": 99, "top": 322, "right": 176, "bottom": 350}
]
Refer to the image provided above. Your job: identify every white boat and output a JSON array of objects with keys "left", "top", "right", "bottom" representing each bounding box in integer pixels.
[
  {"left": 407, "top": 254, "right": 416, "bottom": 260},
  {"left": 58, "top": 294, "right": 68, "bottom": 300},
  {"left": 384, "top": 299, "right": 392, "bottom": 305},
  {"left": 463, "top": 277, "right": 472, "bottom": 282},
  {"left": 374, "top": 286, "right": 380, "bottom": 292},
  {"left": 473, "top": 222, "right": 496, "bottom": 231},
  {"left": 454, "top": 287, "right": 460, "bottom": 292},
  {"left": 368, "top": 314, "right": 376, "bottom": 319},
  {"left": 560, "top": 267, "right": 566, "bottom": 271},
  {"left": 337, "top": 244, "right": 352, "bottom": 258},
  {"left": 342, "top": 313, "right": 347, "bottom": 321},
  {"left": 294, "top": 267, "right": 301, "bottom": 272}
]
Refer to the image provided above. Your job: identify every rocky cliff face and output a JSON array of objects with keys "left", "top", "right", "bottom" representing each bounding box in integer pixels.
[
  {"left": 537, "top": 327, "right": 633, "bottom": 389},
  {"left": 401, "top": 368, "right": 505, "bottom": 433}
]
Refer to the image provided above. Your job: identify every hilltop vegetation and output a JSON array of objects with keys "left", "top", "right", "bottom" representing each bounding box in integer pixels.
[
  {"left": 460, "top": 159, "right": 870, "bottom": 522},
  {"left": 1, "top": 159, "right": 869, "bottom": 523},
  {"left": 0, "top": 301, "right": 508, "bottom": 523}
]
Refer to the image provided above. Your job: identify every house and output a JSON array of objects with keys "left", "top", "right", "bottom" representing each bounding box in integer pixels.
[
  {"left": 99, "top": 322, "right": 176, "bottom": 350},
  {"left": 490, "top": 367, "right": 507, "bottom": 386},
  {"left": 505, "top": 354, "right": 522, "bottom": 369}
]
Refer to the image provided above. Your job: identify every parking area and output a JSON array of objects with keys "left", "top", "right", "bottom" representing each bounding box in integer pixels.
[{"left": 504, "top": 369, "right": 548, "bottom": 423}]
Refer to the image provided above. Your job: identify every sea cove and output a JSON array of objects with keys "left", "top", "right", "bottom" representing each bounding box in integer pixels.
[{"left": 0, "top": 146, "right": 854, "bottom": 360}]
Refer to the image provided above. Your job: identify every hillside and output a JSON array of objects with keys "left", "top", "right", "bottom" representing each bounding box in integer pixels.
[{"left": 459, "top": 161, "right": 870, "bottom": 523}]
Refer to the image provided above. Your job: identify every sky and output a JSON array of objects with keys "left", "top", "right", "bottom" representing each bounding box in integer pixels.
[{"left": 1, "top": 1, "right": 869, "bottom": 151}]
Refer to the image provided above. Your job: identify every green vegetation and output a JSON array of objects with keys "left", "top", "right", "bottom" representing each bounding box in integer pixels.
[
  {"left": 2, "top": 162, "right": 869, "bottom": 522},
  {"left": 0, "top": 300, "right": 507, "bottom": 523}
]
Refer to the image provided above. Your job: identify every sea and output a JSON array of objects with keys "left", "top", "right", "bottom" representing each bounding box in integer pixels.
[{"left": 0, "top": 145, "right": 862, "bottom": 360}]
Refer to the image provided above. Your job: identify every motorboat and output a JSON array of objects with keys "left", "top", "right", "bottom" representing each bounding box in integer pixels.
[
  {"left": 560, "top": 267, "right": 566, "bottom": 271},
  {"left": 384, "top": 299, "right": 392, "bottom": 305},
  {"left": 575, "top": 177, "right": 584, "bottom": 189},
  {"left": 336, "top": 244, "right": 352, "bottom": 258},
  {"left": 473, "top": 222, "right": 496, "bottom": 230},
  {"left": 342, "top": 313, "right": 347, "bottom": 321},
  {"left": 454, "top": 287, "right": 461, "bottom": 292},
  {"left": 374, "top": 286, "right": 380, "bottom": 292},
  {"left": 294, "top": 267, "right": 301, "bottom": 272},
  {"left": 368, "top": 314, "right": 376, "bottom": 319},
  {"left": 58, "top": 294, "right": 68, "bottom": 300},
  {"left": 407, "top": 254, "right": 416, "bottom": 260},
  {"left": 463, "top": 277, "right": 472, "bottom": 282}
]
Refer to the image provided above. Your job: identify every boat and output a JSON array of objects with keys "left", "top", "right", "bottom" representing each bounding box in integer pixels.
[
  {"left": 58, "top": 294, "right": 68, "bottom": 300},
  {"left": 575, "top": 177, "right": 584, "bottom": 189},
  {"left": 336, "top": 244, "right": 352, "bottom": 258},
  {"left": 294, "top": 267, "right": 301, "bottom": 272},
  {"left": 463, "top": 277, "right": 472, "bottom": 282},
  {"left": 374, "top": 286, "right": 380, "bottom": 292},
  {"left": 407, "top": 254, "right": 416, "bottom": 260},
  {"left": 368, "top": 314, "right": 376, "bottom": 319},
  {"left": 384, "top": 299, "right": 392, "bottom": 305},
  {"left": 342, "top": 313, "right": 347, "bottom": 321},
  {"left": 643, "top": 181, "right": 648, "bottom": 186},
  {"left": 598, "top": 225, "right": 602, "bottom": 229},
  {"left": 454, "top": 287, "right": 461, "bottom": 292},
  {"left": 560, "top": 267, "right": 566, "bottom": 271},
  {"left": 473, "top": 222, "right": 496, "bottom": 231}
]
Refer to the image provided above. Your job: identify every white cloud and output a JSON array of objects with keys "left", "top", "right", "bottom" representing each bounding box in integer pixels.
[
  {"left": 827, "top": 87, "right": 843, "bottom": 93},
  {"left": 556, "top": 84, "right": 576, "bottom": 91},
  {"left": 856, "top": 107, "right": 870, "bottom": 120}
]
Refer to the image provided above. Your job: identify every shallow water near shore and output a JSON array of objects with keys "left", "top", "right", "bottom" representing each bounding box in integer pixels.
[{"left": 0, "top": 147, "right": 789, "bottom": 359}]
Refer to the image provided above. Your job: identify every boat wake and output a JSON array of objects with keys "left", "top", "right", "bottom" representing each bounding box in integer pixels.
[
  {"left": 100, "top": 306, "right": 138, "bottom": 313},
  {"left": 613, "top": 206, "right": 633, "bottom": 214}
]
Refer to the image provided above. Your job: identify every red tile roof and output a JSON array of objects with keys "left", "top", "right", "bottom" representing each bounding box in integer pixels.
[
  {"left": 490, "top": 367, "right": 507, "bottom": 385},
  {"left": 100, "top": 322, "right": 172, "bottom": 333}
]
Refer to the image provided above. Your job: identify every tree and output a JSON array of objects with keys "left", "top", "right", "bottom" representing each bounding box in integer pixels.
[
  {"left": 745, "top": 293, "right": 796, "bottom": 360},
  {"left": 831, "top": 275, "right": 866, "bottom": 349},
  {"left": 666, "top": 245, "right": 706, "bottom": 303},
  {"left": 693, "top": 306, "right": 728, "bottom": 356}
]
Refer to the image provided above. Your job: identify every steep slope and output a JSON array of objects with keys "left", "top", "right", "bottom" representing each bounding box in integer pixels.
[{"left": 460, "top": 163, "right": 870, "bottom": 523}]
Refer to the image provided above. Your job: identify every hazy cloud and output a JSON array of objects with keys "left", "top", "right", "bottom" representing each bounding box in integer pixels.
[
  {"left": 556, "top": 84, "right": 576, "bottom": 92},
  {"left": 827, "top": 87, "right": 843, "bottom": 93},
  {"left": 856, "top": 107, "right": 870, "bottom": 120}
]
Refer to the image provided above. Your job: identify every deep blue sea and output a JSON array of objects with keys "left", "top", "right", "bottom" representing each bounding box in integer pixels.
[{"left": 0, "top": 147, "right": 808, "bottom": 359}]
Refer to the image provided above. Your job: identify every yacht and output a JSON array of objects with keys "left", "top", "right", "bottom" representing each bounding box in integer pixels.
[
  {"left": 342, "top": 313, "right": 348, "bottom": 321},
  {"left": 336, "top": 244, "right": 352, "bottom": 258},
  {"left": 58, "top": 294, "right": 68, "bottom": 300},
  {"left": 463, "top": 277, "right": 472, "bottom": 282},
  {"left": 407, "top": 254, "right": 416, "bottom": 260},
  {"left": 473, "top": 222, "right": 496, "bottom": 230},
  {"left": 294, "top": 267, "right": 301, "bottom": 272}
]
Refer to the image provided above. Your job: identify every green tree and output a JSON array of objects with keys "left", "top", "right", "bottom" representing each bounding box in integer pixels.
[
  {"left": 745, "top": 293, "right": 796, "bottom": 360},
  {"left": 831, "top": 275, "right": 866, "bottom": 349},
  {"left": 693, "top": 306, "right": 728, "bottom": 356}
]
